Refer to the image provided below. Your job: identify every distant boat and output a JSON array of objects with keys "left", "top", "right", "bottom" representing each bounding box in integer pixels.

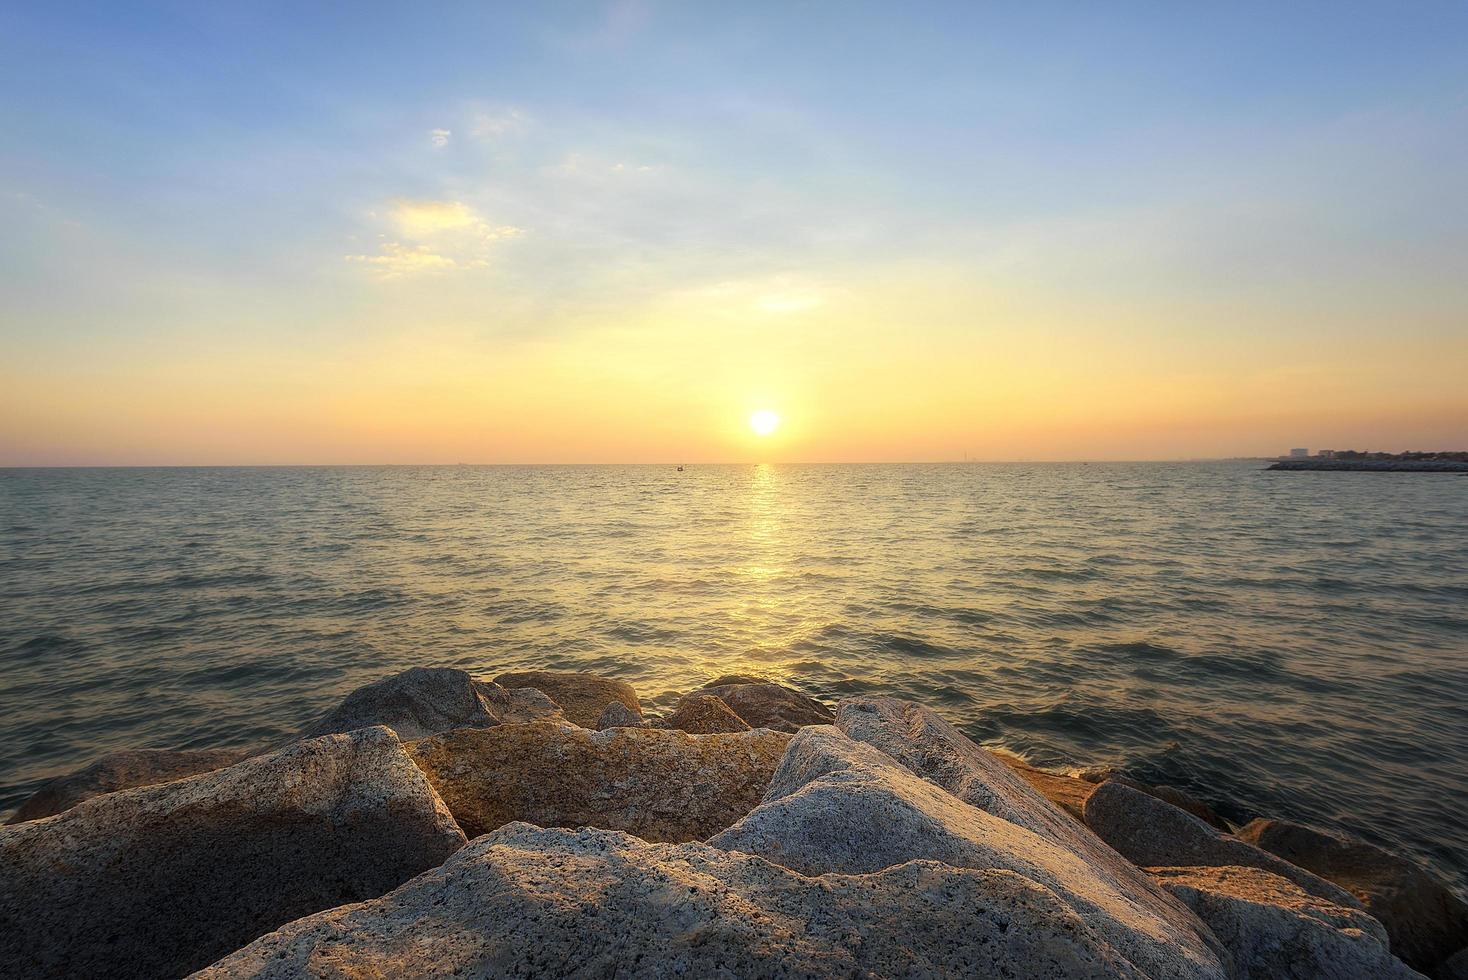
[{"left": 677, "top": 465, "right": 684, "bottom": 472}]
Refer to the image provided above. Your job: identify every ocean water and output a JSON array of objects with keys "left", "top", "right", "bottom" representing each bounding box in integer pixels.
[{"left": 2, "top": 462, "right": 1465, "bottom": 893}]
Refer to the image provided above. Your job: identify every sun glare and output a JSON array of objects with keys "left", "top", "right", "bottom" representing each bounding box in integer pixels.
[{"left": 749, "top": 409, "right": 780, "bottom": 436}]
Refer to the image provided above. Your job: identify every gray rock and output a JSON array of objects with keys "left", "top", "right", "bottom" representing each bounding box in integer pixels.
[
  {"left": 1150, "top": 785, "right": 1232, "bottom": 833},
  {"left": 594, "top": 701, "right": 645, "bottom": 729},
  {"left": 493, "top": 670, "right": 641, "bottom": 728},
  {"left": 1239, "top": 818, "right": 1468, "bottom": 974},
  {"left": 6, "top": 747, "right": 249, "bottom": 823},
  {"left": 300, "top": 666, "right": 563, "bottom": 740},
  {"left": 663, "top": 693, "right": 751, "bottom": 733},
  {"left": 1151, "top": 865, "right": 1420, "bottom": 979},
  {"left": 1437, "top": 948, "right": 1468, "bottom": 980},
  {"left": 833, "top": 696, "right": 1219, "bottom": 919},
  {"left": 690, "top": 676, "right": 833, "bottom": 732},
  {"left": 1085, "top": 781, "right": 1359, "bottom": 908},
  {"left": 0, "top": 726, "right": 465, "bottom": 980},
  {"left": 196, "top": 823, "right": 1155, "bottom": 979},
  {"left": 407, "top": 720, "right": 790, "bottom": 841},
  {"left": 712, "top": 724, "right": 1230, "bottom": 979}
]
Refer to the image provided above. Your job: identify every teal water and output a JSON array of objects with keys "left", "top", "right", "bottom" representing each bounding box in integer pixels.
[{"left": 2, "top": 462, "right": 1465, "bottom": 892}]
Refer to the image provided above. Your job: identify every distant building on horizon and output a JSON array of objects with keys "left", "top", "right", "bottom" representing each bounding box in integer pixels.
[
  {"left": 1317, "top": 449, "right": 1336, "bottom": 458},
  {"left": 1289, "top": 448, "right": 1309, "bottom": 457}
]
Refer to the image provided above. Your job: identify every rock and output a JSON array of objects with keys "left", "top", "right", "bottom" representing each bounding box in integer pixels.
[
  {"left": 299, "top": 666, "right": 563, "bottom": 740},
  {"left": 1437, "top": 948, "right": 1468, "bottom": 980},
  {"left": 197, "top": 823, "right": 1162, "bottom": 979},
  {"left": 712, "top": 724, "right": 1230, "bottom": 979},
  {"left": 1239, "top": 817, "right": 1468, "bottom": 973},
  {"left": 6, "top": 747, "right": 248, "bottom": 823},
  {"left": 406, "top": 720, "right": 790, "bottom": 841},
  {"left": 1072, "top": 765, "right": 1231, "bottom": 832},
  {"left": 690, "top": 676, "right": 833, "bottom": 732},
  {"left": 994, "top": 750, "right": 1098, "bottom": 821},
  {"left": 1151, "top": 865, "right": 1419, "bottom": 979},
  {"left": 1084, "top": 781, "right": 1359, "bottom": 908},
  {"left": 1150, "top": 785, "right": 1232, "bottom": 833},
  {"left": 0, "top": 727, "right": 465, "bottom": 980},
  {"left": 663, "top": 693, "right": 751, "bottom": 734},
  {"left": 594, "top": 701, "right": 645, "bottom": 729},
  {"left": 493, "top": 669, "right": 640, "bottom": 728}
]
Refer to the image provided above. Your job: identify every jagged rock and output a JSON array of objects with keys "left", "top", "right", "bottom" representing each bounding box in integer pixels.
[
  {"left": 663, "top": 693, "right": 751, "bottom": 734},
  {"left": 1151, "top": 865, "right": 1419, "bottom": 979},
  {"left": 594, "top": 701, "right": 645, "bottom": 729},
  {"left": 493, "top": 670, "right": 640, "bottom": 728},
  {"left": 994, "top": 750, "right": 1097, "bottom": 821},
  {"left": 689, "top": 675, "right": 833, "bottom": 732},
  {"left": 196, "top": 823, "right": 1163, "bottom": 979},
  {"left": 712, "top": 723, "right": 1230, "bottom": 979},
  {"left": 299, "top": 666, "right": 563, "bottom": 740},
  {"left": 0, "top": 727, "right": 465, "bottom": 980},
  {"left": 6, "top": 747, "right": 248, "bottom": 823},
  {"left": 1239, "top": 817, "right": 1468, "bottom": 973},
  {"left": 406, "top": 720, "right": 789, "bottom": 841},
  {"left": 1079, "top": 764, "right": 1127, "bottom": 784},
  {"left": 1084, "top": 781, "right": 1359, "bottom": 908}
]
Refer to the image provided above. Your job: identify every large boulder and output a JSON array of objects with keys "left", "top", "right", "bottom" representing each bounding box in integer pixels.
[
  {"left": 594, "top": 701, "right": 646, "bottom": 730},
  {"left": 1438, "top": 948, "right": 1468, "bottom": 980},
  {"left": 1085, "top": 782, "right": 1359, "bottom": 908},
  {"left": 833, "top": 696, "right": 1222, "bottom": 921},
  {"left": 0, "top": 727, "right": 465, "bottom": 980},
  {"left": 662, "top": 693, "right": 751, "bottom": 734},
  {"left": 300, "top": 666, "right": 562, "bottom": 740},
  {"left": 493, "top": 669, "right": 640, "bottom": 728},
  {"left": 406, "top": 721, "right": 790, "bottom": 841},
  {"left": 689, "top": 674, "right": 833, "bottom": 732},
  {"left": 6, "top": 747, "right": 248, "bottom": 823},
  {"left": 1151, "top": 865, "right": 1419, "bottom": 979},
  {"left": 712, "top": 724, "right": 1230, "bottom": 979},
  {"left": 197, "top": 823, "right": 1159, "bottom": 979},
  {"left": 1239, "top": 817, "right": 1468, "bottom": 973}
]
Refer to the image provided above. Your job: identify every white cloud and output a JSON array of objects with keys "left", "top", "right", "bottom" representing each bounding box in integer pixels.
[
  {"left": 346, "top": 200, "right": 523, "bottom": 279},
  {"left": 429, "top": 128, "right": 452, "bottom": 148}
]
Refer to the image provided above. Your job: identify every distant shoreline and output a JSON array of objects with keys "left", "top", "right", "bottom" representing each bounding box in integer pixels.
[{"left": 1267, "top": 459, "right": 1468, "bottom": 473}]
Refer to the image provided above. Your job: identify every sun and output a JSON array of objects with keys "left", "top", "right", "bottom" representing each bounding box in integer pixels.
[{"left": 749, "top": 409, "right": 780, "bottom": 436}]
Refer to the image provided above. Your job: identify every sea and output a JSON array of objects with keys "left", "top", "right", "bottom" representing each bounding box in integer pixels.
[{"left": 2, "top": 462, "right": 1465, "bottom": 894}]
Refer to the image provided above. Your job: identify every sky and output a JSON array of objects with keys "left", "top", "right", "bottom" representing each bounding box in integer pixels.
[{"left": 2, "top": 1, "right": 1466, "bottom": 464}]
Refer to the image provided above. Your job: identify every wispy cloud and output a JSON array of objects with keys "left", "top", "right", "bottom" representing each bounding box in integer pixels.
[
  {"left": 346, "top": 200, "right": 523, "bottom": 279},
  {"left": 428, "top": 128, "right": 452, "bottom": 148}
]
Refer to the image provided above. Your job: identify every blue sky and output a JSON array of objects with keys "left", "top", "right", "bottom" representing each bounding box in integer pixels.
[{"left": 3, "top": 1, "right": 1466, "bottom": 463}]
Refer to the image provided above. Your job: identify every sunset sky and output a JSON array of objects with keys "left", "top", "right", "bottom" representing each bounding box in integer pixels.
[{"left": 3, "top": 2, "right": 1466, "bottom": 464}]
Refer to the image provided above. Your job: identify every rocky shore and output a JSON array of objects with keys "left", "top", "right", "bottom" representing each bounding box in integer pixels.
[
  {"left": 1266, "top": 460, "right": 1468, "bottom": 472},
  {"left": 2, "top": 666, "right": 1464, "bottom": 979}
]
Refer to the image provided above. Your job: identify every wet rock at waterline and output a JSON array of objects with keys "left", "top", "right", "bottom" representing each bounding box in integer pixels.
[
  {"left": 689, "top": 674, "right": 834, "bottom": 732},
  {"left": 663, "top": 692, "right": 752, "bottom": 733},
  {"left": 594, "top": 700, "right": 646, "bottom": 729},
  {"left": 492, "top": 670, "right": 641, "bottom": 728},
  {"left": 1084, "top": 781, "right": 1360, "bottom": 908},
  {"left": 299, "top": 666, "right": 563, "bottom": 741},
  {"left": 6, "top": 746, "right": 249, "bottom": 823},
  {"left": 0, "top": 726, "right": 465, "bottom": 980}
]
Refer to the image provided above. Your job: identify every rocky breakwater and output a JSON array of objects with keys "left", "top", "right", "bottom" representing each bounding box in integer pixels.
[{"left": 2, "top": 666, "right": 1463, "bottom": 979}]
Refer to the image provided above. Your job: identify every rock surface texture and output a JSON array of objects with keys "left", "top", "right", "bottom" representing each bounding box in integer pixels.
[
  {"left": 712, "top": 722, "right": 1231, "bottom": 980},
  {"left": 1084, "top": 780, "right": 1360, "bottom": 908},
  {"left": 663, "top": 692, "right": 752, "bottom": 733},
  {"left": 1151, "top": 865, "right": 1419, "bottom": 979},
  {"left": 689, "top": 674, "right": 834, "bottom": 731},
  {"left": 0, "top": 727, "right": 466, "bottom": 980},
  {"left": 407, "top": 720, "right": 790, "bottom": 840},
  {"left": 492, "top": 669, "right": 641, "bottom": 728},
  {"left": 1239, "top": 817, "right": 1468, "bottom": 974},
  {"left": 593, "top": 701, "right": 645, "bottom": 730},
  {"left": 995, "top": 750, "right": 1098, "bottom": 821},
  {"left": 197, "top": 823, "right": 1163, "bottom": 979},
  {"left": 299, "top": 666, "right": 563, "bottom": 741},
  {"left": 6, "top": 746, "right": 248, "bottom": 823}
]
